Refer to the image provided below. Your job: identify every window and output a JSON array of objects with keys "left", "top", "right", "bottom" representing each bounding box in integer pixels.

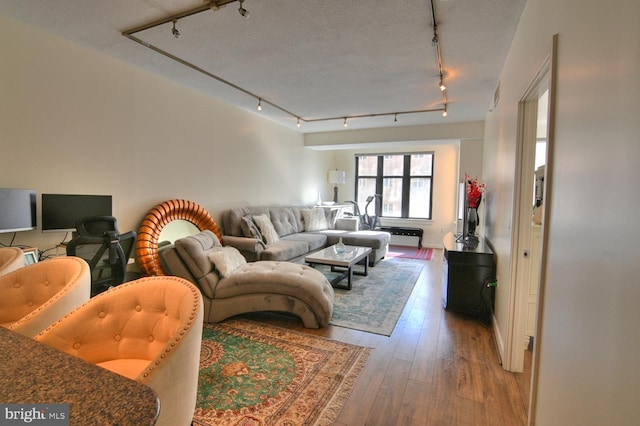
[{"left": 355, "top": 153, "right": 434, "bottom": 219}]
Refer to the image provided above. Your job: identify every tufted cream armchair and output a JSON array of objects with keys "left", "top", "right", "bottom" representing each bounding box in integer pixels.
[
  {"left": 0, "top": 256, "right": 91, "bottom": 337},
  {"left": 0, "top": 247, "right": 25, "bottom": 276},
  {"left": 36, "top": 276, "right": 204, "bottom": 426}
]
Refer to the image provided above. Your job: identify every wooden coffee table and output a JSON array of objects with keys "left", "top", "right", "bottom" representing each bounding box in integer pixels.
[{"left": 305, "top": 245, "right": 371, "bottom": 290}]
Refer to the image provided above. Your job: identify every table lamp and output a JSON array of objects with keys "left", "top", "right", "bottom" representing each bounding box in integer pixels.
[{"left": 328, "top": 170, "right": 346, "bottom": 203}]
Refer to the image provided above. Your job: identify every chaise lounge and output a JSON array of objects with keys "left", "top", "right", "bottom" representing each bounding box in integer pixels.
[{"left": 160, "top": 230, "right": 335, "bottom": 328}]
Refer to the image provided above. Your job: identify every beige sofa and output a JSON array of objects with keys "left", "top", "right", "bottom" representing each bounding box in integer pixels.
[{"left": 221, "top": 205, "right": 391, "bottom": 266}]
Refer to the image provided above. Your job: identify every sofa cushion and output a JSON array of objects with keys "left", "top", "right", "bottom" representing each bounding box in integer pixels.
[
  {"left": 282, "top": 233, "right": 327, "bottom": 252},
  {"left": 268, "top": 207, "right": 299, "bottom": 237},
  {"left": 301, "top": 208, "right": 328, "bottom": 232},
  {"left": 208, "top": 246, "right": 247, "bottom": 278},
  {"left": 253, "top": 214, "right": 280, "bottom": 245},
  {"left": 259, "top": 239, "right": 309, "bottom": 262}
]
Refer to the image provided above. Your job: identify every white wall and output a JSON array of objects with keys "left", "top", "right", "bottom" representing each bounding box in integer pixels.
[
  {"left": 0, "top": 15, "right": 333, "bottom": 253},
  {"left": 0, "top": 13, "right": 484, "bottom": 257},
  {"left": 484, "top": 0, "right": 640, "bottom": 424}
]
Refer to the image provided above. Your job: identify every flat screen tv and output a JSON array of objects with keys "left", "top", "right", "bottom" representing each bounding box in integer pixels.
[
  {"left": 41, "top": 194, "right": 112, "bottom": 232},
  {"left": 0, "top": 188, "right": 37, "bottom": 233}
]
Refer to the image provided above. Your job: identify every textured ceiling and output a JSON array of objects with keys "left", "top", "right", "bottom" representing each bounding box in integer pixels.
[{"left": 0, "top": 0, "right": 526, "bottom": 133}]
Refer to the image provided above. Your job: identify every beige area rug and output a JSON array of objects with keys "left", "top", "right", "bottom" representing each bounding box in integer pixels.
[
  {"left": 319, "top": 257, "right": 425, "bottom": 336},
  {"left": 193, "top": 319, "right": 371, "bottom": 425}
]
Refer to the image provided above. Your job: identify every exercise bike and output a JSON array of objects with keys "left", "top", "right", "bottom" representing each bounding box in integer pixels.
[{"left": 347, "top": 195, "right": 381, "bottom": 230}]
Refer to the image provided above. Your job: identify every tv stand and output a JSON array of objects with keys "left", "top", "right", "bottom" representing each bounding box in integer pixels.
[{"left": 442, "top": 232, "right": 496, "bottom": 324}]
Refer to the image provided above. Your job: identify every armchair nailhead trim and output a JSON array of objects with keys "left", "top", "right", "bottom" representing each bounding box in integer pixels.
[{"left": 135, "top": 276, "right": 201, "bottom": 378}]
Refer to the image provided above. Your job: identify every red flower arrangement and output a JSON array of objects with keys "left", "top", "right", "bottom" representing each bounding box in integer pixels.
[{"left": 465, "top": 174, "right": 485, "bottom": 208}]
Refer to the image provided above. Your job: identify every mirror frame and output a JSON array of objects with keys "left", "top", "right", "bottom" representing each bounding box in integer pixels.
[{"left": 136, "top": 199, "right": 222, "bottom": 276}]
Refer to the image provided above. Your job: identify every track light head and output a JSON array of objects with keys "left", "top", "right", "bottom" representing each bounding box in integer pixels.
[
  {"left": 238, "top": 0, "right": 249, "bottom": 18},
  {"left": 439, "top": 80, "right": 446, "bottom": 91},
  {"left": 343, "top": 118, "right": 348, "bottom": 127},
  {"left": 171, "top": 20, "right": 180, "bottom": 38},
  {"left": 209, "top": 0, "right": 224, "bottom": 10},
  {"left": 296, "top": 117, "right": 301, "bottom": 128},
  {"left": 257, "top": 98, "right": 262, "bottom": 111}
]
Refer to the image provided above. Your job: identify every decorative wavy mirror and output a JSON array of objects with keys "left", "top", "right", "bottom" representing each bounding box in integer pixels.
[{"left": 136, "top": 199, "right": 222, "bottom": 276}]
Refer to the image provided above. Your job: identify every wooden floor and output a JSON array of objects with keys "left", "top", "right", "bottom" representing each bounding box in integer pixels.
[{"left": 240, "top": 249, "right": 530, "bottom": 425}]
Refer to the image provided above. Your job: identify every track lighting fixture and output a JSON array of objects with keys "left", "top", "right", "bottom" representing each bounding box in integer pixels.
[
  {"left": 124, "top": 0, "right": 451, "bottom": 129},
  {"left": 238, "top": 0, "right": 249, "bottom": 18},
  {"left": 171, "top": 20, "right": 180, "bottom": 38},
  {"left": 208, "top": 0, "right": 223, "bottom": 11}
]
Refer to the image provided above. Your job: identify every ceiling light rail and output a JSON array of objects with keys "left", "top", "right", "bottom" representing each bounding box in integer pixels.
[
  {"left": 304, "top": 108, "right": 446, "bottom": 125},
  {"left": 122, "top": 32, "right": 301, "bottom": 120},
  {"left": 430, "top": 0, "right": 448, "bottom": 113},
  {"left": 122, "top": 0, "right": 450, "bottom": 128},
  {"left": 122, "top": 1, "right": 238, "bottom": 35}
]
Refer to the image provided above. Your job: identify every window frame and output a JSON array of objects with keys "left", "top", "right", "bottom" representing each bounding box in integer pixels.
[{"left": 355, "top": 152, "right": 434, "bottom": 220}]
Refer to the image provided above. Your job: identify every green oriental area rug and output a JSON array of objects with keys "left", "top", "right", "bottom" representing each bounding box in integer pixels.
[
  {"left": 321, "top": 257, "right": 425, "bottom": 336},
  {"left": 193, "top": 319, "right": 371, "bottom": 426}
]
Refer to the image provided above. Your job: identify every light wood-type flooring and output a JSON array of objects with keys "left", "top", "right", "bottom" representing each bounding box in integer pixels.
[{"left": 240, "top": 249, "right": 531, "bottom": 425}]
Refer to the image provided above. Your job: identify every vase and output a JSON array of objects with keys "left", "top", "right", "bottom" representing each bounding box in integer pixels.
[
  {"left": 467, "top": 207, "right": 478, "bottom": 237},
  {"left": 335, "top": 237, "right": 346, "bottom": 254}
]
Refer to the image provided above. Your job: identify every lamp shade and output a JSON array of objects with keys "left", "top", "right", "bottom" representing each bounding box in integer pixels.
[{"left": 328, "top": 170, "right": 346, "bottom": 184}]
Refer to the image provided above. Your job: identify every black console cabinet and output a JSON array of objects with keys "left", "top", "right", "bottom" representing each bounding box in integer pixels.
[{"left": 442, "top": 232, "right": 496, "bottom": 323}]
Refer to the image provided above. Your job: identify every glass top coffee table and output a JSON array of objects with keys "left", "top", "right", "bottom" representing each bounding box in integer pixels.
[{"left": 305, "top": 245, "right": 372, "bottom": 290}]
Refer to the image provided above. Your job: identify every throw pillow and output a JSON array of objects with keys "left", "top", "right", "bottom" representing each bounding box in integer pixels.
[
  {"left": 208, "top": 246, "right": 247, "bottom": 278},
  {"left": 301, "top": 208, "right": 329, "bottom": 232},
  {"left": 240, "top": 215, "right": 264, "bottom": 241},
  {"left": 324, "top": 208, "right": 339, "bottom": 230},
  {"left": 252, "top": 214, "right": 280, "bottom": 245}
]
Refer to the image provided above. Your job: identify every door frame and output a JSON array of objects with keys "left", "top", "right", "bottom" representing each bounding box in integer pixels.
[{"left": 504, "top": 34, "right": 558, "bottom": 421}]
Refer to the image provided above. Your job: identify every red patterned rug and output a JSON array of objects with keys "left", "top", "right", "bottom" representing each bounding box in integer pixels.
[
  {"left": 386, "top": 245, "right": 433, "bottom": 260},
  {"left": 193, "top": 319, "right": 371, "bottom": 425}
]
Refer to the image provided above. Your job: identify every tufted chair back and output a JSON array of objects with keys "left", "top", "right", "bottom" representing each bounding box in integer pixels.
[
  {"left": 0, "top": 256, "right": 90, "bottom": 337},
  {"left": 36, "top": 276, "right": 204, "bottom": 426},
  {"left": 0, "top": 247, "right": 25, "bottom": 277}
]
